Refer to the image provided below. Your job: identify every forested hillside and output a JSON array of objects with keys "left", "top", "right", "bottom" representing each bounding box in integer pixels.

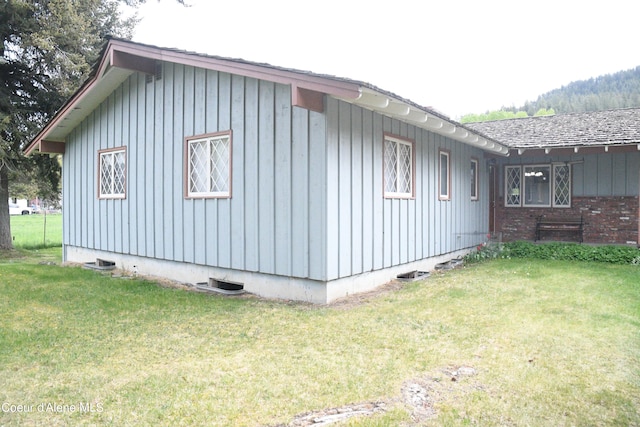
[
  {"left": 522, "top": 66, "right": 640, "bottom": 115},
  {"left": 461, "top": 66, "right": 640, "bottom": 122}
]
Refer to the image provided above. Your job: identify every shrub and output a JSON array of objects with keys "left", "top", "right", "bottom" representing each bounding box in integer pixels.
[
  {"left": 465, "top": 241, "right": 640, "bottom": 265},
  {"left": 500, "top": 241, "right": 640, "bottom": 265},
  {"left": 464, "top": 241, "right": 504, "bottom": 264}
]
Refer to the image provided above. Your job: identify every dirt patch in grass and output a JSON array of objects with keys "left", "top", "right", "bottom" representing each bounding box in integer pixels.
[
  {"left": 276, "top": 401, "right": 389, "bottom": 426},
  {"left": 273, "top": 365, "right": 482, "bottom": 426},
  {"left": 401, "top": 365, "right": 483, "bottom": 424}
]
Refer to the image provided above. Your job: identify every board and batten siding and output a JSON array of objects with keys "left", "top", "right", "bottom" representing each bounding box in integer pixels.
[
  {"left": 63, "top": 63, "right": 328, "bottom": 281},
  {"left": 323, "top": 97, "right": 489, "bottom": 281},
  {"left": 63, "top": 62, "right": 489, "bottom": 286},
  {"left": 498, "top": 152, "right": 640, "bottom": 198}
]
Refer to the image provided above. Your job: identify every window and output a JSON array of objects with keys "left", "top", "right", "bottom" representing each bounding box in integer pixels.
[
  {"left": 438, "top": 150, "right": 450, "bottom": 200},
  {"left": 505, "top": 164, "right": 571, "bottom": 208},
  {"left": 505, "top": 165, "right": 521, "bottom": 207},
  {"left": 553, "top": 164, "right": 571, "bottom": 207},
  {"left": 523, "top": 165, "right": 551, "bottom": 207},
  {"left": 186, "top": 131, "right": 232, "bottom": 198},
  {"left": 383, "top": 134, "right": 414, "bottom": 198},
  {"left": 470, "top": 158, "right": 479, "bottom": 201},
  {"left": 98, "top": 147, "right": 126, "bottom": 199}
]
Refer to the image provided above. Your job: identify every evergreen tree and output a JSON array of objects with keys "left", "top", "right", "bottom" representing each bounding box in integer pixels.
[
  {"left": 0, "top": 0, "right": 141, "bottom": 250},
  {"left": 461, "top": 66, "right": 640, "bottom": 123}
]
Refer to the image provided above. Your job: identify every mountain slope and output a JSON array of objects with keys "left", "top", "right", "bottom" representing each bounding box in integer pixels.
[{"left": 522, "top": 66, "right": 640, "bottom": 115}]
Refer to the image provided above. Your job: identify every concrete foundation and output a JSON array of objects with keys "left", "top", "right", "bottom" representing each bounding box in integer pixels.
[{"left": 65, "top": 245, "right": 471, "bottom": 304}]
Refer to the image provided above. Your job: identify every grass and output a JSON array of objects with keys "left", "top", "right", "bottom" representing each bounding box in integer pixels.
[
  {"left": 8, "top": 213, "right": 62, "bottom": 249},
  {"left": 0, "top": 249, "right": 638, "bottom": 426}
]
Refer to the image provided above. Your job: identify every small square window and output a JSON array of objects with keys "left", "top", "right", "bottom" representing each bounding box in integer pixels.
[
  {"left": 185, "top": 131, "right": 232, "bottom": 198},
  {"left": 383, "top": 134, "right": 414, "bottom": 198},
  {"left": 98, "top": 147, "right": 126, "bottom": 199},
  {"left": 439, "top": 150, "right": 450, "bottom": 200}
]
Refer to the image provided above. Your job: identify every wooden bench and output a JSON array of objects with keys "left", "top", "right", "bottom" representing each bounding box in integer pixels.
[{"left": 535, "top": 215, "right": 584, "bottom": 243}]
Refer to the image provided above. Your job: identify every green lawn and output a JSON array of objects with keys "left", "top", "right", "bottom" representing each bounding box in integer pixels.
[
  {"left": 9, "top": 213, "right": 62, "bottom": 249},
  {"left": 0, "top": 251, "right": 639, "bottom": 426}
]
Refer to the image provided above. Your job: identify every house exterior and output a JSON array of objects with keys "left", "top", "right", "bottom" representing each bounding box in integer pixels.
[
  {"left": 468, "top": 109, "right": 640, "bottom": 246},
  {"left": 26, "top": 38, "right": 509, "bottom": 303}
]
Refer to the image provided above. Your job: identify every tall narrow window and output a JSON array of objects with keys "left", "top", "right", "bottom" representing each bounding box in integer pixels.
[
  {"left": 553, "top": 164, "right": 571, "bottom": 207},
  {"left": 98, "top": 147, "right": 126, "bottom": 199},
  {"left": 505, "top": 165, "right": 521, "bottom": 207},
  {"left": 383, "top": 134, "right": 414, "bottom": 198},
  {"left": 470, "top": 158, "right": 479, "bottom": 201},
  {"left": 438, "top": 150, "right": 450, "bottom": 200},
  {"left": 186, "top": 131, "right": 232, "bottom": 198}
]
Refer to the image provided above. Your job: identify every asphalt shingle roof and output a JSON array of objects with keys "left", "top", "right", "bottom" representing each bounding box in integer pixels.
[{"left": 466, "top": 108, "right": 640, "bottom": 149}]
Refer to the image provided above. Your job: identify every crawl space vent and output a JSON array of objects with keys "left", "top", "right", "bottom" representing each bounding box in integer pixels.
[
  {"left": 83, "top": 258, "right": 116, "bottom": 271},
  {"left": 195, "top": 278, "right": 245, "bottom": 295},
  {"left": 396, "top": 270, "right": 430, "bottom": 282}
]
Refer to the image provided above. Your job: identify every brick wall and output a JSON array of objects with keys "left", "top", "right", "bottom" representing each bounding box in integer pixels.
[{"left": 495, "top": 196, "right": 639, "bottom": 245}]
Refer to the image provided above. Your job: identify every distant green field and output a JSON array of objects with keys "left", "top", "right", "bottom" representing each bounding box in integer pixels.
[{"left": 9, "top": 213, "right": 62, "bottom": 249}]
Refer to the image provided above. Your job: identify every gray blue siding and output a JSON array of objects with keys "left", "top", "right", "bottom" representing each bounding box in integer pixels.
[
  {"left": 64, "top": 64, "right": 327, "bottom": 281},
  {"left": 63, "top": 63, "right": 489, "bottom": 284},
  {"left": 323, "top": 98, "right": 488, "bottom": 281}
]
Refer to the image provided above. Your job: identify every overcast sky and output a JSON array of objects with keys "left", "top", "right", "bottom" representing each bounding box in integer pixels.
[{"left": 127, "top": 0, "right": 640, "bottom": 119}]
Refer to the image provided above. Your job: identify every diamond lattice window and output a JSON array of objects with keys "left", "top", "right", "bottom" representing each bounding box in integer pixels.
[
  {"left": 384, "top": 135, "right": 414, "bottom": 198},
  {"left": 187, "top": 132, "right": 231, "bottom": 198},
  {"left": 99, "top": 148, "right": 126, "bottom": 199},
  {"left": 553, "top": 164, "right": 571, "bottom": 207},
  {"left": 504, "top": 163, "right": 572, "bottom": 208},
  {"left": 505, "top": 166, "right": 521, "bottom": 206}
]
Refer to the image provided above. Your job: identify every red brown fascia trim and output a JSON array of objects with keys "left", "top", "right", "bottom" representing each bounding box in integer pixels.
[{"left": 25, "top": 39, "right": 362, "bottom": 156}]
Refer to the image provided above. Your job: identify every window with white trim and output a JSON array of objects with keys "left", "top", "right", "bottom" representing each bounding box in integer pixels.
[
  {"left": 470, "top": 158, "right": 479, "bottom": 201},
  {"left": 98, "top": 147, "right": 126, "bottom": 199},
  {"left": 524, "top": 165, "right": 551, "bottom": 207},
  {"left": 505, "top": 164, "right": 572, "bottom": 208},
  {"left": 553, "top": 164, "right": 571, "bottom": 207},
  {"left": 505, "top": 165, "right": 521, "bottom": 206},
  {"left": 439, "top": 150, "right": 450, "bottom": 200},
  {"left": 186, "top": 131, "right": 232, "bottom": 198},
  {"left": 383, "top": 134, "right": 414, "bottom": 198}
]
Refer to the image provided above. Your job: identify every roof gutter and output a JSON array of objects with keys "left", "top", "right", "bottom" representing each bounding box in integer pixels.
[
  {"left": 26, "top": 38, "right": 509, "bottom": 157},
  {"left": 335, "top": 87, "right": 510, "bottom": 156}
]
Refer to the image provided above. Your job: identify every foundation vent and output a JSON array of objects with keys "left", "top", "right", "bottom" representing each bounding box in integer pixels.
[
  {"left": 396, "top": 271, "right": 430, "bottom": 282},
  {"left": 195, "top": 278, "right": 245, "bottom": 295},
  {"left": 83, "top": 258, "right": 116, "bottom": 271}
]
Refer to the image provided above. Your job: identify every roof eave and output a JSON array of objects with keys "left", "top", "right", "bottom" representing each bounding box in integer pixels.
[
  {"left": 26, "top": 38, "right": 364, "bottom": 155},
  {"left": 25, "top": 41, "right": 138, "bottom": 155},
  {"left": 335, "top": 87, "right": 510, "bottom": 156},
  {"left": 509, "top": 142, "right": 640, "bottom": 156},
  {"left": 27, "top": 38, "right": 509, "bottom": 157}
]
